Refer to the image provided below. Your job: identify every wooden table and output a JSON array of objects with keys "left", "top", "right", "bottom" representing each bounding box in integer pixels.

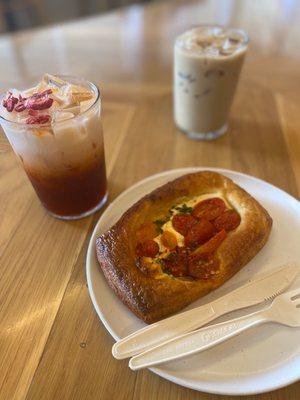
[{"left": 0, "top": 0, "right": 299, "bottom": 399}]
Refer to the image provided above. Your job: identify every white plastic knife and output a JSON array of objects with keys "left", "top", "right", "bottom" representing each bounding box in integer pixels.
[{"left": 112, "top": 264, "right": 299, "bottom": 360}]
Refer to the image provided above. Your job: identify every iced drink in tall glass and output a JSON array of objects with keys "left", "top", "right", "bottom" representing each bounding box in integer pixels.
[
  {"left": 0, "top": 74, "right": 107, "bottom": 219},
  {"left": 174, "top": 26, "right": 248, "bottom": 140}
]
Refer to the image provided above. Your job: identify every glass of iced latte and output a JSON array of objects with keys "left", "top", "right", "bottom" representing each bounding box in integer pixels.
[
  {"left": 174, "top": 26, "right": 248, "bottom": 140},
  {"left": 0, "top": 74, "right": 107, "bottom": 219}
]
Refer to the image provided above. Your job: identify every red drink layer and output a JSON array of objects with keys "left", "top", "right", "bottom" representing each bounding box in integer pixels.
[{"left": 25, "top": 157, "right": 107, "bottom": 217}]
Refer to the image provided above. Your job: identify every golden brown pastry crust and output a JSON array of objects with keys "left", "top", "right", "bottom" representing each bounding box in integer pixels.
[{"left": 96, "top": 171, "right": 272, "bottom": 323}]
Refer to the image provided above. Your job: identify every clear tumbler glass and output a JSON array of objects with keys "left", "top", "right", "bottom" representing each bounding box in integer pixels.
[
  {"left": 174, "top": 26, "right": 248, "bottom": 140},
  {"left": 0, "top": 76, "right": 107, "bottom": 219}
]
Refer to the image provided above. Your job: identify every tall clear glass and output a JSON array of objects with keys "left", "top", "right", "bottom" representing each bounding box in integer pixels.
[
  {"left": 174, "top": 26, "right": 249, "bottom": 140},
  {"left": 0, "top": 76, "right": 108, "bottom": 219}
]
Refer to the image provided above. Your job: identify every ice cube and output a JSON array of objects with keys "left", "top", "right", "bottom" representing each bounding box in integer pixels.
[
  {"left": 219, "top": 37, "right": 239, "bottom": 56},
  {"left": 52, "top": 110, "right": 74, "bottom": 123},
  {"left": 80, "top": 97, "right": 96, "bottom": 113},
  {"left": 63, "top": 104, "right": 81, "bottom": 115},
  {"left": 210, "top": 27, "right": 223, "bottom": 37},
  {"left": 50, "top": 91, "right": 65, "bottom": 104},
  {"left": 36, "top": 80, "right": 48, "bottom": 92},
  {"left": 69, "top": 84, "right": 93, "bottom": 104},
  {"left": 42, "top": 73, "right": 67, "bottom": 88},
  {"left": 59, "top": 84, "right": 92, "bottom": 106},
  {"left": 222, "top": 38, "right": 233, "bottom": 50},
  {"left": 229, "top": 36, "right": 242, "bottom": 45},
  {"left": 206, "top": 46, "right": 220, "bottom": 57},
  {"left": 221, "top": 36, "right": 241, "bottom": 53},
  {"left": 22, "top": 85, "right": 39, "bottom": 97}
]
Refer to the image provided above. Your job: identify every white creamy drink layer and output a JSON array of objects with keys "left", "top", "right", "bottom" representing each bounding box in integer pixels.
[
  {"left": 0, "top": 74, "right": 103, "bottom": 172},
  {"left": 174, "top": 26, "right": 248, "bottom": 135}
]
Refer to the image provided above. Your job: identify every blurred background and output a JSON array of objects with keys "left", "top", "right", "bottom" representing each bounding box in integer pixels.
[
  {"left": 0, "top": 0, "right": 152, "bottom": 32},
  {"left": 0, "top": 0, "right": 299, "bottom": 90}
]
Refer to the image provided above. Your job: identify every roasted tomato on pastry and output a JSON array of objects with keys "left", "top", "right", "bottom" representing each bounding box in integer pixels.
[{"left": 96, "top": 171, "right": 272, "bottom": 323}]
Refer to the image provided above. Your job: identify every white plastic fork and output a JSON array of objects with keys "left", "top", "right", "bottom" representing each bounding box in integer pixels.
[{"left": 129, "top": 288, "right": 300, "bottom": 371}]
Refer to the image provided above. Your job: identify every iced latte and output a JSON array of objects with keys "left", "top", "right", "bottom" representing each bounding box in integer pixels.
[
  {"left": 174, "top": 26, "right": 248, "bottom": 140},
  {"left": 0, "top": 74, "right": 107, "bottom": 219}
]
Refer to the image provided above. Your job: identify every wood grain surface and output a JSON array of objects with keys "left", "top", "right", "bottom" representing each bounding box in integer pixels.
[{"left": 0, "top": 0, "right": 299, "bottom": 399}]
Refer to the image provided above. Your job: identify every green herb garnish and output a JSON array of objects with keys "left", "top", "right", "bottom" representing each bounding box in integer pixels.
[
  {"left": 154, "top": 217, "right": 170, "bottom": 233},
  {"left": 174, "top": 203, "right": 193, "bottom": 214},
  {"left": 168, "top": 204, "right": 177, "bottom": 215}
]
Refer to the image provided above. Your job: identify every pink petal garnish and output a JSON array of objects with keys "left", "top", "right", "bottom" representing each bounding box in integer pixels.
[
  {"left": 28, "top": 109, "right": 39, "bottom": 116},
  {"left": 25, "top": 97, "right": 53, "bottom": 110},
  {"left": 28, "top": 89, "right": 53, "bottom": 102},
  {"left": 2, "top": 93, "right": 18, "bottom": 112},
  {"left": 3, "top": 89, "right": 54, "bottom": 113},
  {"left": 26, "top": 114, "right": 51, "bottom": 124},
  {"left": 31, "top": 89, "right": 52, "bottom": 99},
  {"left": 19, "top": 94, "right": 27, "bottom": 102},
  {"left": 15, "top": 103, "right": 26, "bottom": 112},
  {"left": 6, "top": 100, "right": 14, "bottom": 111},
  {"left": 6, "top": 97, "right": 18, "bottom": 112}
]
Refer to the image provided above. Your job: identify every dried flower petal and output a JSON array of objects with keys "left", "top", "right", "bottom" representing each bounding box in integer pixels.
[
  {"left": 3, "top": 92, "right": 19, "bottom": 112},
  {"left": 6, "top": 96, "right": 18, "bottom": 112},
  {"left": 31, "top": 89, "right": 52, "bottom": 99},
  {"left": 15, "top": 105, "right": 25, "bottom": 112},
  {"left": 28, "top": 109, "right": 39, "bottom": 116},
  {"left": 25, "top": 97, "right": 53, "bottom": 110},
  {"left": 15, "top": 103, "right": 26, "bottom": 112},
  {"left": 26, "top": 114, "right": 51, "bottom": 124},
  {"left": 19, "top": 94, "right": 27, "bottom": 102}
]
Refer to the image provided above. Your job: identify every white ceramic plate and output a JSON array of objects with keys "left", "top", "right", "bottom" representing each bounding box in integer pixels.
[{"left": 86, "top": 168, "right": 300, "bottom": 395}]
